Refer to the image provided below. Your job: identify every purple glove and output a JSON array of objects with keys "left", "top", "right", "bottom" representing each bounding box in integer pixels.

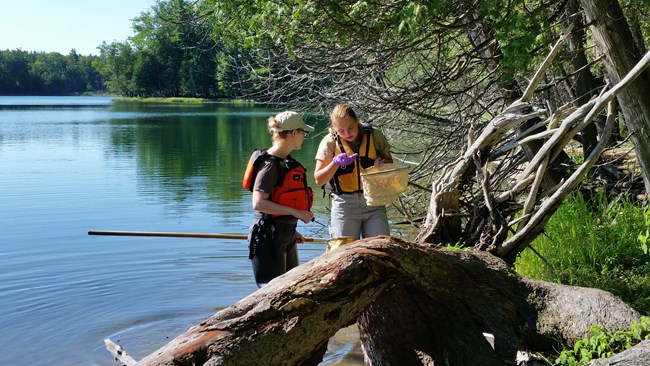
[{"left": 333, "top": 153, "right": 358, "bottom": 167}]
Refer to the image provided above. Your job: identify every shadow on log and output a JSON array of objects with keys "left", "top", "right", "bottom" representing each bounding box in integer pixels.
[{"left": 112, "top": 237, "right": 639, "bottom": 366}]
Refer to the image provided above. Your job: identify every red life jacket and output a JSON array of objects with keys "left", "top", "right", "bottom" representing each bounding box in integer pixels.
[{"left": 242, "top": 149, "right": 313, "bottom": 215}]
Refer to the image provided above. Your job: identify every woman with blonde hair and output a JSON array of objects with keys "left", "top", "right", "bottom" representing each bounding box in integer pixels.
[
  {"left": 243, "top": 111, "right": 315, "bottom": 287},
  {"left": 314, "top": 103, "right": 393, "bottom": 239}
]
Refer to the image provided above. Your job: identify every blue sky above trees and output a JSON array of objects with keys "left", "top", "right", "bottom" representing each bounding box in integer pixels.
[{"left": 0, "top": 0, "right": 154, "bottom": 56}]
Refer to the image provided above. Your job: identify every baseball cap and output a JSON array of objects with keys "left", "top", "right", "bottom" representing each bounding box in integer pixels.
[{"left": 275, "top": 111, "right": 314, "bottom": 132}]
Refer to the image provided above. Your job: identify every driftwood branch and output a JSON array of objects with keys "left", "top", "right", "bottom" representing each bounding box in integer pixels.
[
  {"left": 497, "top": 101, "right": 616, "bottom": 260},
  {"left": 415, "top": 37, "right": 650, "bottom": 263},
  {"left": 105, "top": 339, "right": 137, "bottom": 366},
  {"left": 519, "top": 27, "right": 571, "bottom": 102}
]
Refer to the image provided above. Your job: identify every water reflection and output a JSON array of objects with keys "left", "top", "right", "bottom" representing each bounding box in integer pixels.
[{"left": 0, "top": 96, "right": 340, "bottom": 366}]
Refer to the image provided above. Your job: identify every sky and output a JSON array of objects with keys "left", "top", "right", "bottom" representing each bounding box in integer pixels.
[{"left": 0, "top": 0, "right": 157, "bottom": 56}]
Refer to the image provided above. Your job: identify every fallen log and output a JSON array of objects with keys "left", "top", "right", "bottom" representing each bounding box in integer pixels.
[
  {"left": 589, "top": 340, "right": 650, "bottom": 366},
  {"left": 108, "top": 237, "right": 640, "bottom": 366}
]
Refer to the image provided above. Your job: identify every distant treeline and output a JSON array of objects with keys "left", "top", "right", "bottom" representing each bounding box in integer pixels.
[
  {"left": 94, "top": 39, "right": 244, "bottom": 99},
  {"left": 0, "top": 49, "right": 106, "bottom": 95},
  {"left": 0, "top": 42, "right": 249, "bottom": 98}
]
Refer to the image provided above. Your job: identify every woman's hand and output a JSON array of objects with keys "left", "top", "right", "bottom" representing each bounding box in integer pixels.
[
  {"left": 295, "top": 209, "right": 314, "bottom": 224},
  {"left": 295, "top": 231, "right": 305, "bottom": 244},
  {"left": 333, "top": 152, "right": 358, "bottom": 167}
]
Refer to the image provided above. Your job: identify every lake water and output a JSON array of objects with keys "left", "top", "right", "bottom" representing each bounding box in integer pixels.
[{"left": 0, "top": 96, "right": 361, "bottom": 365}]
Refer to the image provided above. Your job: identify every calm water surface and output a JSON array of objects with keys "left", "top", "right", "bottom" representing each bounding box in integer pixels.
[{"left": 0, "top": 96, "right": 360, "bottom": 365}]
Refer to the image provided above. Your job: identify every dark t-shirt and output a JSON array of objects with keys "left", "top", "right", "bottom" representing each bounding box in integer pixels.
[
  {"left": 253, "top": 157, "right": 283, "bottom": 194},
  {"left": 252, "top": 156, "right": 297, "bottom": 224}
]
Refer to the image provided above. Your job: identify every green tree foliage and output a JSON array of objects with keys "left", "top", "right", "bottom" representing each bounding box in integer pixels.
[
  {"left": 623, "top": 0, "right": 650, "bottom": 52},
  {"left": 0, "top": 0, "right": 262, "bottom": 98},
  {"left": 0, "top": 50, "right": 32, "bottom": 94},
  {"left": 201, "top": 0, "right": 560, "bottom": 130},
  {"left": 97, "top": 41, "right": 138, "bottom": 96},
  {"left": 95, "top": 0, "right": 241, "bottom": 98},
  {"left": 0, "top": 49, "right": 105, "bottom": 95}
]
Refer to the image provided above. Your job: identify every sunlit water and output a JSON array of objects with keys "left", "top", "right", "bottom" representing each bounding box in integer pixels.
[{"left": 0, "top": 96, "right": 361, "bottom": 365}]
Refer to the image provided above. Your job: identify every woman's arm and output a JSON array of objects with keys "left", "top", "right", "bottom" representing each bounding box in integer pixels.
[
  {"left": 252, "top": 191, "right": 314, "bottom": 223},
  {"left": 314, "top": 158, "right": 339, "bottom": 187},
  {"left": 374, "top": 129, "right": 393, "bottom": 163},
  {"left": 314, "top": 137, "right": 340, "bottom": 186},
  {"left": 252, "top": 160, "right": 314, "bottom": 223},
  {"left": 378, "top": 151, "right": 393, "bottom": 164}
]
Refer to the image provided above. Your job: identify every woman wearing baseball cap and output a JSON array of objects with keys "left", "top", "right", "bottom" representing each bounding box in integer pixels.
[{"left": 243, "top": 111, "right": 315, "bottom": 287}]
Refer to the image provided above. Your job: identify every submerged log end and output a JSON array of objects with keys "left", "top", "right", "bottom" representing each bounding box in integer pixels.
[
  {"left": 105, "top": 338, "right": 138, "bottom": 366},
  {"left": 135, "top": 325, "right": 230, "bottom": 366}
]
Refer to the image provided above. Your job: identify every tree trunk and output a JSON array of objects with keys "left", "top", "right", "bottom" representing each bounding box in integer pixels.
[
  {"left": 119, "top": 238, "right": 640, "bottom": 366},
  {"left": 566, "top": 0, "right": 601, "bottom": 156},
  {"left": 580, "top": 0, "right": 650, "bottom": 194}
]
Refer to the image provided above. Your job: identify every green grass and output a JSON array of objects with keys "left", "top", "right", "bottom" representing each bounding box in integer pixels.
[{"left": 515, "top": 191, "right": 650, "bottom": 315}]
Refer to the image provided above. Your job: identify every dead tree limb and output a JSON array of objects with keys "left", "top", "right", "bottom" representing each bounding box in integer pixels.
[{"left": 415, "top": 38, "right": 650, "bottom": 264}]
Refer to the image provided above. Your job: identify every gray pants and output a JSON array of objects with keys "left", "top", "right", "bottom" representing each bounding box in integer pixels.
[{"left": 329, "top": 192, "right": 390, "bottom": 239}]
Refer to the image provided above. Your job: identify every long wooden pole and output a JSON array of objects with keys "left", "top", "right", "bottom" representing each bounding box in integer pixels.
[{"left": 88, "top": 229, "right": 327, "bottom": 243}]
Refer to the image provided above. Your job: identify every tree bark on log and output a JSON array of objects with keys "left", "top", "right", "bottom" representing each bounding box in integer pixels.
[
  {"left": 589, "top": 340, "right": 650, "bottom": 366},
  {"left": 125, "top": 237, "right": 639, "bottom": 366}
]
